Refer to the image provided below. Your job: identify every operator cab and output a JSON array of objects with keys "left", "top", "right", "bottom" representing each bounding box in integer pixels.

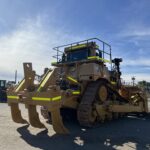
[
  {"left": 52, "top": 38, "right": 112, "bottom": 66},
  {"left": 65, "top": 47, "right": 88, "bottom": 62},
  {"left": 63, "top": 42, "right": 100, "bottom": 62}
]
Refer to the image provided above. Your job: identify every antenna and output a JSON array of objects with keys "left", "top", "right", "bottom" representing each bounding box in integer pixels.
[{"left": 15, "top": 70, "right": 17, "bottom": 84}]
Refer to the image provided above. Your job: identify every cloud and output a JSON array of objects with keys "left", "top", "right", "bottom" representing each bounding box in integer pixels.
[
  {"left": 121, "top": 58, "right": 150, "bottom": 82},
  {"left": 0, "top": 12, "right": 149, "bottom": 84},
  {"left": 123, "top": 59, "right": 150, "bottom": 67},
  {"left": 118, "top": 23, "right": 150, "bottom": 38},
  {"left": 114, "top": 22, "right": 150, "bottom": 83},
  {"left": 0, "top": 15, "right": 84, "bottom": 81},
  {"left": 122, "top": 73, "right": 150, "bottom": 83},
  {"left": 121, "top": 28, "right": 150, "bottom": 37}
]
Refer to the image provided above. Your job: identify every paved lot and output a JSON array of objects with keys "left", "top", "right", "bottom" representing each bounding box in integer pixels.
[{"left": 0, "top": 103, "right": 150, "bottom": 150}]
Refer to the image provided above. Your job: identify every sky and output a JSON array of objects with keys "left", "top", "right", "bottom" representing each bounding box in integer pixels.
[{"left": 0, "top": 0, "right": 150, "bottom": 83}]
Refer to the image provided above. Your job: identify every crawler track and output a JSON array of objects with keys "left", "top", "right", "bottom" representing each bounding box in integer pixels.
[
  {"left": 77, "top": 80, "right": 128, "bottom": 127},
  {"left": 77, "top": 81, "right": 102, "bottom": 126}
]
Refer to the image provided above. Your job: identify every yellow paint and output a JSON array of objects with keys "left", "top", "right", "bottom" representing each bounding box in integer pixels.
[
  {"left": 88, "top": 56, "right": 110, "bottom": 63},
  {"left": 67, "top": 76, "right": 78, "bottom": 84},
  {"left": 15, "top": 79, "right": 25, "bottom": 92},
  {"left": 67, "top": 44, "right": 87, "bottom": 50},
  {"left": 111, "top": 81, "right": 116, "bottom": 85},
  {"left": 7, "top": 96, "right": 19, "bottom": 100},
  {"left": 32, "top": 97, "right": 51, "bottom": 101},
  {"left": 51, "top": 62, "right": 57, "bottom": 65},
  {"left": 67, "top": 44, "right": 99, "bottom": 51},
  {"left": 32, "top": 96, "right": 61, "bottom": 101},
  {"left": 72, "top": 91, "right": 80, "bottom": 95},
  {"left": 52, "top": 96, "right": 62, "bottom": 101},
  {"left": 37, "top": 71, "right": 52, "bottom": 92}
]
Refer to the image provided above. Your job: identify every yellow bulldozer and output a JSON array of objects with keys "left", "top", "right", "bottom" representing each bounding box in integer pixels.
[{"left": 7, "top": 38, "right": 149, "bottom": 134}]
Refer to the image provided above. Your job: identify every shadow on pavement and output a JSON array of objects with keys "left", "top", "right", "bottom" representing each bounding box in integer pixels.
[{"left": 17, "top": 115, "right": 150, "bottom": 150}]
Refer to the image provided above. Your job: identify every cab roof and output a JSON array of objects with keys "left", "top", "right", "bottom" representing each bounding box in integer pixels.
[{"left": 64, "top": 42, "right": 99, "bottom": 53}]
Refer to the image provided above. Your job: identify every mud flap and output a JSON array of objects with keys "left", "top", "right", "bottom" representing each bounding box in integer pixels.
[
  {"left": 10, "top": 103, "right": 28, "bottom": 124},
  {"left": 48, "top": 107, "right": 69, "bottom": 134},
  {"left": 26, "top": 105, "right": 45, "bottom": 128}
]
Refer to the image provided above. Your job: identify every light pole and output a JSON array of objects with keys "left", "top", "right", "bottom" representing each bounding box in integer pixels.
[{"left": 131, "top": 76, "right": 135, "bottom": 86}]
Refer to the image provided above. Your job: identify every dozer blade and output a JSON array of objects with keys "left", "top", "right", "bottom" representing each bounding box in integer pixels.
[
  {"left": 49, "top": 107, "right": 69, "bottom": 134},
  {"left": 10, "top": 103, "right": 28, "bottom": 124},
  {"left": 27, "top": 105, "right": 45, "bottom": 128}
]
